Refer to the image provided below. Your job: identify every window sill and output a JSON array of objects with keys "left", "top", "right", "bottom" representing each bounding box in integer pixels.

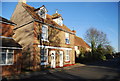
[
  {"left": 41, "top": 39, "right": 49, "bottom": 42},
  {"left": 41, "top": 62, "right": 49, "bottom": 65},
  {"left": 65, "top": 43, "right": 70, "bottom": 45},
  {"left": 0, "top": 64, "right": 13, "bottom": 66},
  {"left": 65, "top": 61, "right": 70, "bottom": 63}
]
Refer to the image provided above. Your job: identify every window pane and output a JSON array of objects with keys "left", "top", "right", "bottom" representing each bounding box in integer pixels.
[
  {"left": 2, "top": 49, "right": 7, "bottom": 52},
  {"left": 42, "top": 25, "right": 48, "bottom": 40},
  {"left": 8, "top": 49, "right": 13, "bottom": 53},
  {"left": 7, "top": 53, "right": 13, "bottom": 64},
  {"left": 66, "top": 50, "right": 70, "bottom": 61},
  {"left": 41, "top": 56, "right": 44, "bottom": 61},
  {"left": 65, "top": 33, "right": 69, "bottom": 38},
  {"left": 40, "top": 49, "right": 48, "bottom": 63},
  {"left": 0, "top": 53, "right": 6, "bottom": 64}
]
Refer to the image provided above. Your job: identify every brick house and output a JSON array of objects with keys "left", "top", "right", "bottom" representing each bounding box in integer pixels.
[
  {"left": 11, "top": 2, "right": 76, "bottom": 70},
  {"left": 0, "top": 16, "right": 22, "bottom": 76}
]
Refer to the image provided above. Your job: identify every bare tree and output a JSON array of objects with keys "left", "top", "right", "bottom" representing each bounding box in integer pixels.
[{"left": 84, "top": 27, "right": 109, "bottom": 53}]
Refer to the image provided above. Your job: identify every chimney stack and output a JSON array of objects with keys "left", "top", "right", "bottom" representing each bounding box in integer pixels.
[
  {"left": 18, "top": 0, "right": 26, "bottom": 4},
  {"left": 72, "top": 30, "right": 76, "bottom": 34}
]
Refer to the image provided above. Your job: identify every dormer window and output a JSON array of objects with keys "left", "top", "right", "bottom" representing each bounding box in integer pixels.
[
  {"left": 37, "top": 5, "right": 47, "bottom": 19},
  {"left": 52, "top": 11, "right": 63, "bottom": 26},
  {"left": 53, "top": 17, "right": 63, "bottom": 26}
]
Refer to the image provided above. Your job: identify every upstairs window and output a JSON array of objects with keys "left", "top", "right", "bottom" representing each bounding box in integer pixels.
[
  {"left": 65, "top": 33, "right": 70, "bottom": 44},
  {"left": 42, "top": 25, "right": 48, "bottom": 41},
  {"left": 0, "top": 49, "right": 14, "bottom": 65}
]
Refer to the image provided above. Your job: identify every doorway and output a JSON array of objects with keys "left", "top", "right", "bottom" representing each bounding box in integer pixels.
[{"left": 51, "top": 51, "right": 56, "bottom": 68}]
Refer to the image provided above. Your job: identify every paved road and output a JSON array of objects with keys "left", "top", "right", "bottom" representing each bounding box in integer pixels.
[{"left": 7, "top": 57, "right": 120, "bottom": 81}]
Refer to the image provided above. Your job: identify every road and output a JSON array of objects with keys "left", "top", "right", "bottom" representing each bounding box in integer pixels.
[{"left": 8, "top": 57, "right": 120, "bottom": 81}]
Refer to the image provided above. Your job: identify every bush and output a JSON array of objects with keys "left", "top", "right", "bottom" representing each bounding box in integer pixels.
[{"left": 100, "top": 55, "right": 106, "bottom": 60}]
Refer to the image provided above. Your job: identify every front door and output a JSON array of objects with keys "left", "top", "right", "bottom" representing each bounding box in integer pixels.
[
  {"left": 59, "top": 51, "right": 63, "bottom": 67},
  {"left": 51, "top": 51, "right": 56, "bottom": 68}
]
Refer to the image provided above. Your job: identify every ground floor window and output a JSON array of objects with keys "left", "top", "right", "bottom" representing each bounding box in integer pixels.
[
  {"left": 40, "top": 48, "right": 48, "bottom": 65},
  {"left": 0, "top": 49, "right": 14, "bottom": 65},
  {"left": 65, "top": 50, "right": 70, "bottom": 62}
]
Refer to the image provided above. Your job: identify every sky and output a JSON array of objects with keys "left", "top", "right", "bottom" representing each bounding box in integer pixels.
[{"left": 1, "top": 2, "right": 119, "bottom": 52}]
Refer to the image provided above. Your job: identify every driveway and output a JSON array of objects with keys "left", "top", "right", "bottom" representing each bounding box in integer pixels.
[{"left": 6, "top": 57, "right": 120, "bottom": 81}]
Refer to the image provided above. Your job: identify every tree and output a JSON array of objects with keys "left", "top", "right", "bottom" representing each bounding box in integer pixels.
[
  {"left": 84, "top": 27, "right": 109, "bottom": 53},
  {"left": 104, "top": 45, "right": 115, "bottom": 54}
]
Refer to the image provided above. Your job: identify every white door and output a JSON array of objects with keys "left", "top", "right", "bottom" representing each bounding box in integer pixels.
[
  {"left": 59, "top": 51, "right": 63, "bottom": 67},
  {"left": 51, "top": 51, "right": 56, "bottom": 68}
]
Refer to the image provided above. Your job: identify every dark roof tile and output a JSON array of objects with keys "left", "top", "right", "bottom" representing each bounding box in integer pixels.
[
  {"left": 1, "top": 38, "right": 22, "bottom": 48},
  {"left": 0, "top": 16, "right": 16, "bottom": 25}
]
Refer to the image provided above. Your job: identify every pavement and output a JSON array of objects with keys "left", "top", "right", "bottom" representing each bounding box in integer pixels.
[
  {"left": 4, "top": 63, "right": 86, "bottom": 80},
  {"left": 2, "top": 57, "right": 120, "bottom": 80}
]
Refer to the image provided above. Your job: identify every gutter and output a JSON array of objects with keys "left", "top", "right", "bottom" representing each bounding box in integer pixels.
[
  {"left": 13, "top": 19, "right": 75, "bottom": 35},
  {"left": 0, "top": 47, "right": 22, "bottom": 49},
  {"left": 0, "top": 21, "right": 16, "bottom": 26},
  {"left": 34, "top": 19, "right": 75, "bottom": 35},
  {"left": 13, "top": 20, "right": 34, "bottom": 30},
  {"left": 0, "top": 36, "right": 13, "bottom": 39}
]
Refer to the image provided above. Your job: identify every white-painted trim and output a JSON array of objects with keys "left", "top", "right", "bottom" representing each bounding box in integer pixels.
[
  {"left": 38, "top": 45, "right": 72, "bottom": 50},
  {"left": 41, "top": 62, "right": 49, "bottom": 65},
  {"left": 0, "top": 36, "right": 13, "bottom": 39},
  {"left": 0, "top": 64, "right": 13, "bottom": 66},
  {"left": 41, "top": 39, "right": 49, "bottom": 42},
  {"left": 0, "top": 47, "right": 22, "bottom": 49}
]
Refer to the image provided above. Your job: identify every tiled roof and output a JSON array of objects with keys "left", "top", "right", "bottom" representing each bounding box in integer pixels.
[
  {"left": 75, "top": 36, "right": 90, "bottom": 48},
  {"left": 52, "top": 13, "right": 63, "bottom": 20},
  {"left": 22, "top": 3, "right": 73, "bottom": 33},
  {"left": 1, "top": 38, "right": 22, "bottom": 48},
  {"left": 0, "top": 16, "right": 16, "bottom": 25},
  {"left": 22, "top": 3, "right": 43, "bottom": 21}
]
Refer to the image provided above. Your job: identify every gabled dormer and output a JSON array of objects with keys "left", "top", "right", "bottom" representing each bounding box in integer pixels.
[
  {"left": 52, "top": 11, "right": 63, "bottom": 26},
  {"left": 35, "top": 5, "right": 48, "bottom": 19}
]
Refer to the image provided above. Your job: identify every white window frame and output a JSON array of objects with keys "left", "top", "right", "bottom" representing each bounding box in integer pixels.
[
  {"left": 0, "top": 49, "right": 14, "bottom": 65},
  {"left": 65, "top": 50, "right": 70, "bottom": 62},
  {"left": 65, "top": 33, "right": 70, "bottom": 44},
  {"left": 41, "top": 25, "right": 48, "bottom": 42},
  {"left": 40, "top": 48, "right": 48, "bottom": 65}
]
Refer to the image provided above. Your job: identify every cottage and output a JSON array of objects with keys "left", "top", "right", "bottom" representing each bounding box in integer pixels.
[
  {"left": 0, "top": 16, "right": 22, "bottom": 76},
  {"left": 11, "top": 1, "right": 76, "bottom": 70},
  {"left": 74, "top": 36, "right": 91, "bottom": 62}
]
